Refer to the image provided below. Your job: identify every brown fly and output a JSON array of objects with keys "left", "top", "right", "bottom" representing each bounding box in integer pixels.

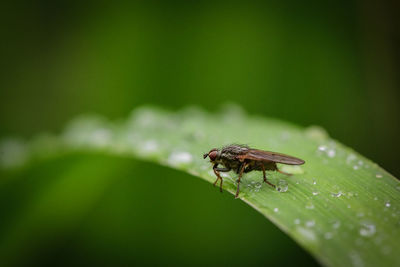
[{"left": 203, "top": 144, "right": 305, "bottom": 198}]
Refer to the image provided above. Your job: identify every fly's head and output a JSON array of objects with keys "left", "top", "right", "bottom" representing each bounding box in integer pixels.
[{"left": 203, "top": 148, "right": 221, "bottom": 164}]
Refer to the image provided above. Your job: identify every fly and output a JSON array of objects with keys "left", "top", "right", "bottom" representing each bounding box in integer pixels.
[{"left": 203, "top": 144, "right": 305, "bottom": 198}]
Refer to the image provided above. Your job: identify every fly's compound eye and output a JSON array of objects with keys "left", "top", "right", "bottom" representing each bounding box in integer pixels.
[{"left": 208, "top": 150, "right": 218, "bottom": 161}]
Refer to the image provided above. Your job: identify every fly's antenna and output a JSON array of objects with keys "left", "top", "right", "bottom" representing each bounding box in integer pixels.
[{"left": 203, "top": 153, "right": 209, "bottom": 159}]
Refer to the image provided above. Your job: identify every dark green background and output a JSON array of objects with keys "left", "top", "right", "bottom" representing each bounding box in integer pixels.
[{"left": 0, "top": 0, "right": 399, "bottom": 266}]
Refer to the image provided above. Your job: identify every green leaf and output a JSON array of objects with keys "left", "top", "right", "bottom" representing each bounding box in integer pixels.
[{"left": 1, "top": 105, "right": 399, "bottom": 267}]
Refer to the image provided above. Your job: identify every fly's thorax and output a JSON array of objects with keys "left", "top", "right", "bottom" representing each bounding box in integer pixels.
[
  {"left": 220, "top": 150, "right": 239, "bottom": 161},
  {"left": 219, "top": 155, "right": 241, "bottom": 170},
  {"left": 221, "top": 144, "right": 249, "bottom": 155}
]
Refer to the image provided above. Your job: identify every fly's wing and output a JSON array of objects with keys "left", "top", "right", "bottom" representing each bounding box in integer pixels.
[{"left": 237, "top": 149, "right": 305, "bottom": 165}]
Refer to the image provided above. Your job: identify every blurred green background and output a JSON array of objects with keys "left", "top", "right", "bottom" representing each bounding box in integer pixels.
[{"left": 0, "top": 0, "right": 399, "bottom": 266}]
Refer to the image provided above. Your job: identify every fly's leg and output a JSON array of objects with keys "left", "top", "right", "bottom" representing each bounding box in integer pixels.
[
  {"left": 213, "top": 164, "right": 230, "bottom": 193},
  {"left": 212, "top": 164, "right": 222, "bottom": 190},
  {"left": 235, "top": 162, "right": 248, "bottom": 199},
  {"left": 262, "top": 165, "right": 276, "bottom": 189},
  {"left": 277, "top": 168, "right": 292, "bottom": 176}
]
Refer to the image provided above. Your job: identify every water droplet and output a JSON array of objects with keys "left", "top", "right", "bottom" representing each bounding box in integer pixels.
[
  {"left": 331, "top": 191, "right": 343, "bottom": 198},
  {"left": 90, "top": 128, "right": 112, "bottom": 147},
  {"left": 220, "top": 172, "right": 230, "bottom": 178},
  {"left": 346, "top": 154, "right": 357, "bottom": 164},
  {"left": 255, "top": 182, "right": 262, "bottom": 189},
  {"left": 359, "top": 222, "right": 376, "bottom": 237},
  {"left": 276, "top": 180, "right": 288, "bottom": 192},
  {"left": 274, "top": 208, "right": 279, "bottom": 213},
  {"left": 317, "top": 145, "right": 337, "bottom": 159},
  {"left": 296, "top": 227, "right": 317, "bottom": 242},
  {"left": 385, "top": 201, "right": 391, "bottom": 207},
  {"left": 327, "top": 149, "right": 336, "bottom": 158},
  {"left": 305, "top": 126, "right": 329, "bottom": 140},
  {"left": 306, "top": 220, "right": 315, "bottom": 228},
  {"left": 324, "top": 232, "right": 333, "bottom": 239},
  {"left": 140, "top": 140, "right": 159, "bottom": 153},
  {"left": 312, "top": 191, "right": 319, "bottom": 196},
  {"left": 168, "top": 151, "right": 193, "bottom": 166},
  {"left": 305, "top": 202, "right": 315, "bottom": 209},
  {"left": 375, "top": 173, "right": 383, "bottom": 178},
  {"left": 332, "top": 221, "right": 341, "bottom": 229},
  {"left": 349, "top": 251, "right": 364, "bottom": 267},
  {"left": 294, "top": 219, "right": 301, "bottom": 225},
  {"left": 130, "top": 108, "right": 159, "bottom": 127}
]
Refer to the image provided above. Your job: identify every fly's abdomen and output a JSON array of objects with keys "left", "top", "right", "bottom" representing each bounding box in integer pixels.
[{"left": 264, "top": 161, "right": 277, "bottom": 171}]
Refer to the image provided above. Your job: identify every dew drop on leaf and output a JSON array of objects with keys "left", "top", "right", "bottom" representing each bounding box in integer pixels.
[
  {"left": 324, "top": 232, "right": 333, "bottom": 240},
  {"left": 331, "top": 191, "right": 343, "bottom": 198},
  {"left": 359, "top": 222, "right": 376, "bottom": 237},
  {"left": 276, "top": 180, "right": 288, "bottom": 192},
  {"left": 306, "top": 220, "right": 315, "bottom": 228},
  {"left": 296, "top": 227, "right": 317, "bottom": 242},
  {"left": 255, "top": 182, "right": 262, "bottom": 189},
  {"left": 305, "top": 202, "right": 315, "bottom": 209},
  {"left": 349, "top": 251, "right": 364, "bottom": 267},
  {"left": 305, "top": 126, "right": 328, "bottom": 140},
  {"left": 140, "top": 140, "right": 159, "bottom": 153},
  {"left": 332, "top": 220, "right": 341, "bottom": 229},
  {"left": 168, "top": 151, "right": 193, "bottom": 166},
  {"left": 327, "top": 149, "right": 336, "bottom": 158}
]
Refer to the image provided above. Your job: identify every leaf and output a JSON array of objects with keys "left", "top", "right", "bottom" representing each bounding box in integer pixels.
[{"left": 1, "top": 104, "right": 399, "bottom": 267}]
